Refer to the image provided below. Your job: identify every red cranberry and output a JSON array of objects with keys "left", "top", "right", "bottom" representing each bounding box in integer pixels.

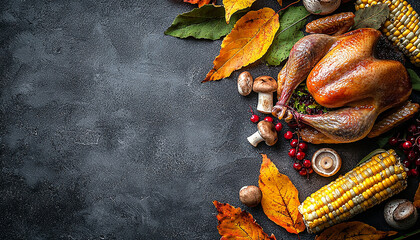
[
  {"left": 275, "top": 123, "right": 283, "bottom": 132},
  {"left": 288, "top": 148, "right": 296, "bottom": 157},
  {"left": 290, "top": 139, "right": 298, "bottom": 148},
  {"left": 388, "top": 137, "right": 399, "bottom": 146},
  {"left": 416, "top": 158, "right": 420, "bottom": 166},
  {"left": 299, "top": 169, "right": 307, "bottom": 176},
  {"left": 250, "top": 115, "right": 259, "bottom": 123},
  {"left": 296, "top": 151, "right": 306, "bottom": 160},
  {"left": 403, "top": 160, "right": 411, "bottom": 168},
  {"left": 306, "top": 167, "right": 313, "bottom": 174},
  {"left": 293, "top": 163, "right": 302, "bottom": 171},
  {"left": 298, "top": 142, "right": 307, "bottom": 151},
  {"left": 408, "top": 136, "right": 416, "bottom": 143},
  {"left": 408, "top": 151, "right": 417, "bottom": 161},
  {"left": 303, "top": 159, "right": 311, "bottom": 168},
  {"left": 264, "top": 116, "right": 273, "bottom": 122},
  {"left": 408, "top": 124, "right": 417, "bottom": 133},
  {"left": 410, "top": 168, "right": 419, "bottom": 177},
  {"left": 402, "top": 141, "right": 413, "bottom": 150},
  {"left": 284, "top": 131, "right": 293, "bottom": 140}
]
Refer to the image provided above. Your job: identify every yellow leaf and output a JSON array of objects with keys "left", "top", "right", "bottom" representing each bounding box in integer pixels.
[
  {"left": 203, "top": 8, "right": 279, "bottom": 82},
  {"left": 315, "top": 221, "right": 397, "bottom": 240},
  {"left": 414, "top": 183, "right": 420, "bottom": 208},
  {"left": 258, "top": 154, "right": 305, "bottom": 234},
  {"left": 213, "top": 201, "right": 277, "bottom": 240},
  {"left": 223, "top": 0, "right": 257, "bottom": 24},
  {"left": 277, "top": 0, "right": 282, "bottom": 6}
]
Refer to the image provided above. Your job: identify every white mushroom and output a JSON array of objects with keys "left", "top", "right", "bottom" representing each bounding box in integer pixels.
[
  {"left": 384, "top": 199, "right": 418, "bottom": 230},
  {"left": 311, "top": 148, "right": 342, "bottom": 177},
  {"left": 237, "top": 71, "right": 253, "bottom": 96},
  {"left": 303, "top": 0, "right": 341, "bottom": 15},
  {"left": 239, "top": 185, "right": 262, "bottom": 207},
  {"left": 253, "top": 76, "right": 277, "bottom": 114},
  {"left": 247, "top": 121, "right": 278, "bottom": 147}
]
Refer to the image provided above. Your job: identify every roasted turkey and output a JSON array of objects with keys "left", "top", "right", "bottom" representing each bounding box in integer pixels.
[{"left": 272, "top": 28, "right": 419, "bottom": 144}]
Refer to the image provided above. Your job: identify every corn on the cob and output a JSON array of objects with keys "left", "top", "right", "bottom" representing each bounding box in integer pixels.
[
  {"left": 355, "top": 0, "right": 420, "bottom": 66},
  {"left": 298, "top": 149, "right": 408, "bottom": 233}
]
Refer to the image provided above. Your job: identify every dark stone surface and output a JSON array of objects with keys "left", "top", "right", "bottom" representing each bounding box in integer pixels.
[{"left": 1, "top": 0, "right": 419, "bottom": 239}]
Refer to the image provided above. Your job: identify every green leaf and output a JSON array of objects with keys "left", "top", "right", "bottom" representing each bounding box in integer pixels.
[
  {"left": 264, "top": 6, "right": 309, "bottom": 66},
  {"left": 357, "top": 149, "right": 386, "bottom": 166},
  {"left": 353, "top": 4, "right": 390, "bottom": 30},
  {"left": 164, "top": 5, "right": 246, "bottom": 40},
  {"left": 408, "top": 68, "right": 420, "bottom": 91},
  {"left": 375, "top": 131, "right": 393, "bottom": 148}
]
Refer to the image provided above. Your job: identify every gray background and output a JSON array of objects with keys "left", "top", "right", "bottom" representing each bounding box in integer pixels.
[{"left": 1, "top": 0, "right": 420, "bottom": 239}]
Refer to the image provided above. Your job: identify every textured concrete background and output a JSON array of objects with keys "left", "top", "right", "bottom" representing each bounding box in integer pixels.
[{"left": 1, "top": 0, "right": 420, "bottom": 239}]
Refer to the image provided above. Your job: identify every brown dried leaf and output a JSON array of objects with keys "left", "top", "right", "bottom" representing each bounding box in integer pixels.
[
  {"left": 315, "top": 221, "right": 398, "bottom": 240},
  {"left": 414, "top": 183, "right": 420, "bottom": 208}
]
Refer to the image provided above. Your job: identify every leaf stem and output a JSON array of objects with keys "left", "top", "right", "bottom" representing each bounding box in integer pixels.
[{"left": 392, "top": 228, "right": 420, "bottom": 240}]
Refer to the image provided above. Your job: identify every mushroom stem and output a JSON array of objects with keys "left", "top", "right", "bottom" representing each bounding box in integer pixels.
[
  {"left": 247, "top": 131, "right": 264, "bottom": 147},
  {"left": 257, "top": 92, "right": 274, "bottom": 114}
]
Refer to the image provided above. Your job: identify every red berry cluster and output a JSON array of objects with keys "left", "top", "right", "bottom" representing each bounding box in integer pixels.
[
  {"left": 249, "top": 108, "right": 283, "bottom": 132},
  {"left": 388, "top": 122, "right": 420, "bottom": 177},
  {"left": 284, "top": 131, "right": 312, "bottom": 177}
]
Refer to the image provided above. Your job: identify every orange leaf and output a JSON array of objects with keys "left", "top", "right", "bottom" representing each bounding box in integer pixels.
[
  {"left": 277, "top": 0, "right": 283, "bottom": 6},
  {"left": 414, "top": 183, "right": 420, "bottom": 208},
  {"left": 203, "top": 8, "right": 279, "bottom": 82},
  {"left": 213, "top": 201, "right": 276, "bottom": 240},
  {"left": 315, "top": 221, "right": 398, "bottom": 240},
  {"left": 183, "top": 0, "right": 215, "bottom": 8},
  {"left": 258, "top": 154, "right": 305, "bottom": 234},
  {"left": 224, "top": 0, "right": 257, "bottom": 24}
]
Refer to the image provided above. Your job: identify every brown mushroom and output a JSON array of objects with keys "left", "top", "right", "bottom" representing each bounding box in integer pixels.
[
  {"left": 239, "top": 185, "right": 262, "bottom": 207},
  {"left": 384, "top": 199, "right": 418, "bottom": 230},
  {"left": 237, "top": 71, "right": 253, "bottom": 96},
  {"left": 253, "top": 76, "right": 278, "bottom": 114},
  {"left": 311, "top": 148, "right": 341, "bottom": 177},
  {"left": 247, "top": 121, "right": 278, "bottom": 147},
  {"left": 303, "top": 0, "right": 341, "bottom": 15}
]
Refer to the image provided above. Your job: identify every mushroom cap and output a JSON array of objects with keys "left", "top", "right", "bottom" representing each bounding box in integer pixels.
[
  {"left": 239, "top": 185, "right": 262, "bottom": 207},
  {"left": 237, "top": 71, "right": 253, "bottom": 96},
  {"left": 384, "top": 199, "right": 418, "bottom": 230},
  {"left": 311, "top": 148, "right": 341, "bottom": 177},
  {"left": 253, "top": 76, "right": 278, "bottom": 93},
  {"left": 303, "top": 0, "right": 341, "bottom": 15},
  {"left": 257, "top": 121, "right": 278, "bottom": 146}
]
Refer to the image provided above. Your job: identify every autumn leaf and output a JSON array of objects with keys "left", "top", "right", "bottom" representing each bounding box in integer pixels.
[
  {"left": 183, "top": 0, "right": 215, "bottom": 8},
  {"left": 277, "top": 0, "right": 282, "bottom": 5},
  {"left": 165, "top": 5, "right": 246, "bottom": 40},
  {"left": 353, "top": 4, "right": 390, "bottom": 30},
  {"left": 414, "top": 183, "right": 420, "bottom": 208},
  {"left": 315, "top": 221, "right": 397, "bottom": 240},
  {"left": 223, "top": 0, "right": 256, "bottom": 24},
  {"left": 213, "top": 201, "right": 276, "bottom": 240},
  {"left": 265, "top": 6, "right": 309, "bottom": 65},
  {"left": 258, "top": 154, "right": 305, "bottom": 234},
  {"left": 203, "top": 8, "right": 279, "bottom": 82}
]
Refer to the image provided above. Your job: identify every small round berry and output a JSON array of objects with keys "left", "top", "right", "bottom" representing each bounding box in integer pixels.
[
  {"left": 296, "top": 151, "right": 306, "bottom": 160},
  {"left": 416, "top": 158, "right": 420, "bottom": 166},
  {"left": 298, "top": 142, "right": 307, "bottom": 151},
  {"left": 288, "top": 148, "right": 296, "bottom": 158},
  {"left": 408, "top": 124, "right": 417, "bottom": 133},
  {"left": 408, "top": 151, "right": 417, "bottom": 161},
  {"left": 284, "top": 131, "right": 293, "bottom": 140},
  {"left": 275, "top": 123, "right": 283, "bottom": 132},
  {"left": 293, "top": 163, "right": 302, "bottom": 171},
  {"left": 264, "top": 116, "right": 273, "bottom": 122},
  {"left": 410, "top": 168, "right": 419, "bottom": 177},
  {"left": 299, "top": 169, "right": 307, "bottom": 176},
  {"left": 403, "top": 141, "right": 413, "bottom": 150},
  {"left": 303, "top": 159, "right": 311, "bottom": 168},
  {"left": 408, "top": 136, "right": 416, "bottom": 143},
  {"left": 388, "top": 137, "right": 399, "bottom": 146},
  {"left": 290, "top": 139, "right": 298, "bottom": 148},
  {"left": 306, "top": 167, "right": 313, "bottom": 174},
  {"left": 250, "top": 115, "right": 259, "bottom": 123},
  {"left": 403, "top": 160, "right": 411, "bottom": 168}
]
